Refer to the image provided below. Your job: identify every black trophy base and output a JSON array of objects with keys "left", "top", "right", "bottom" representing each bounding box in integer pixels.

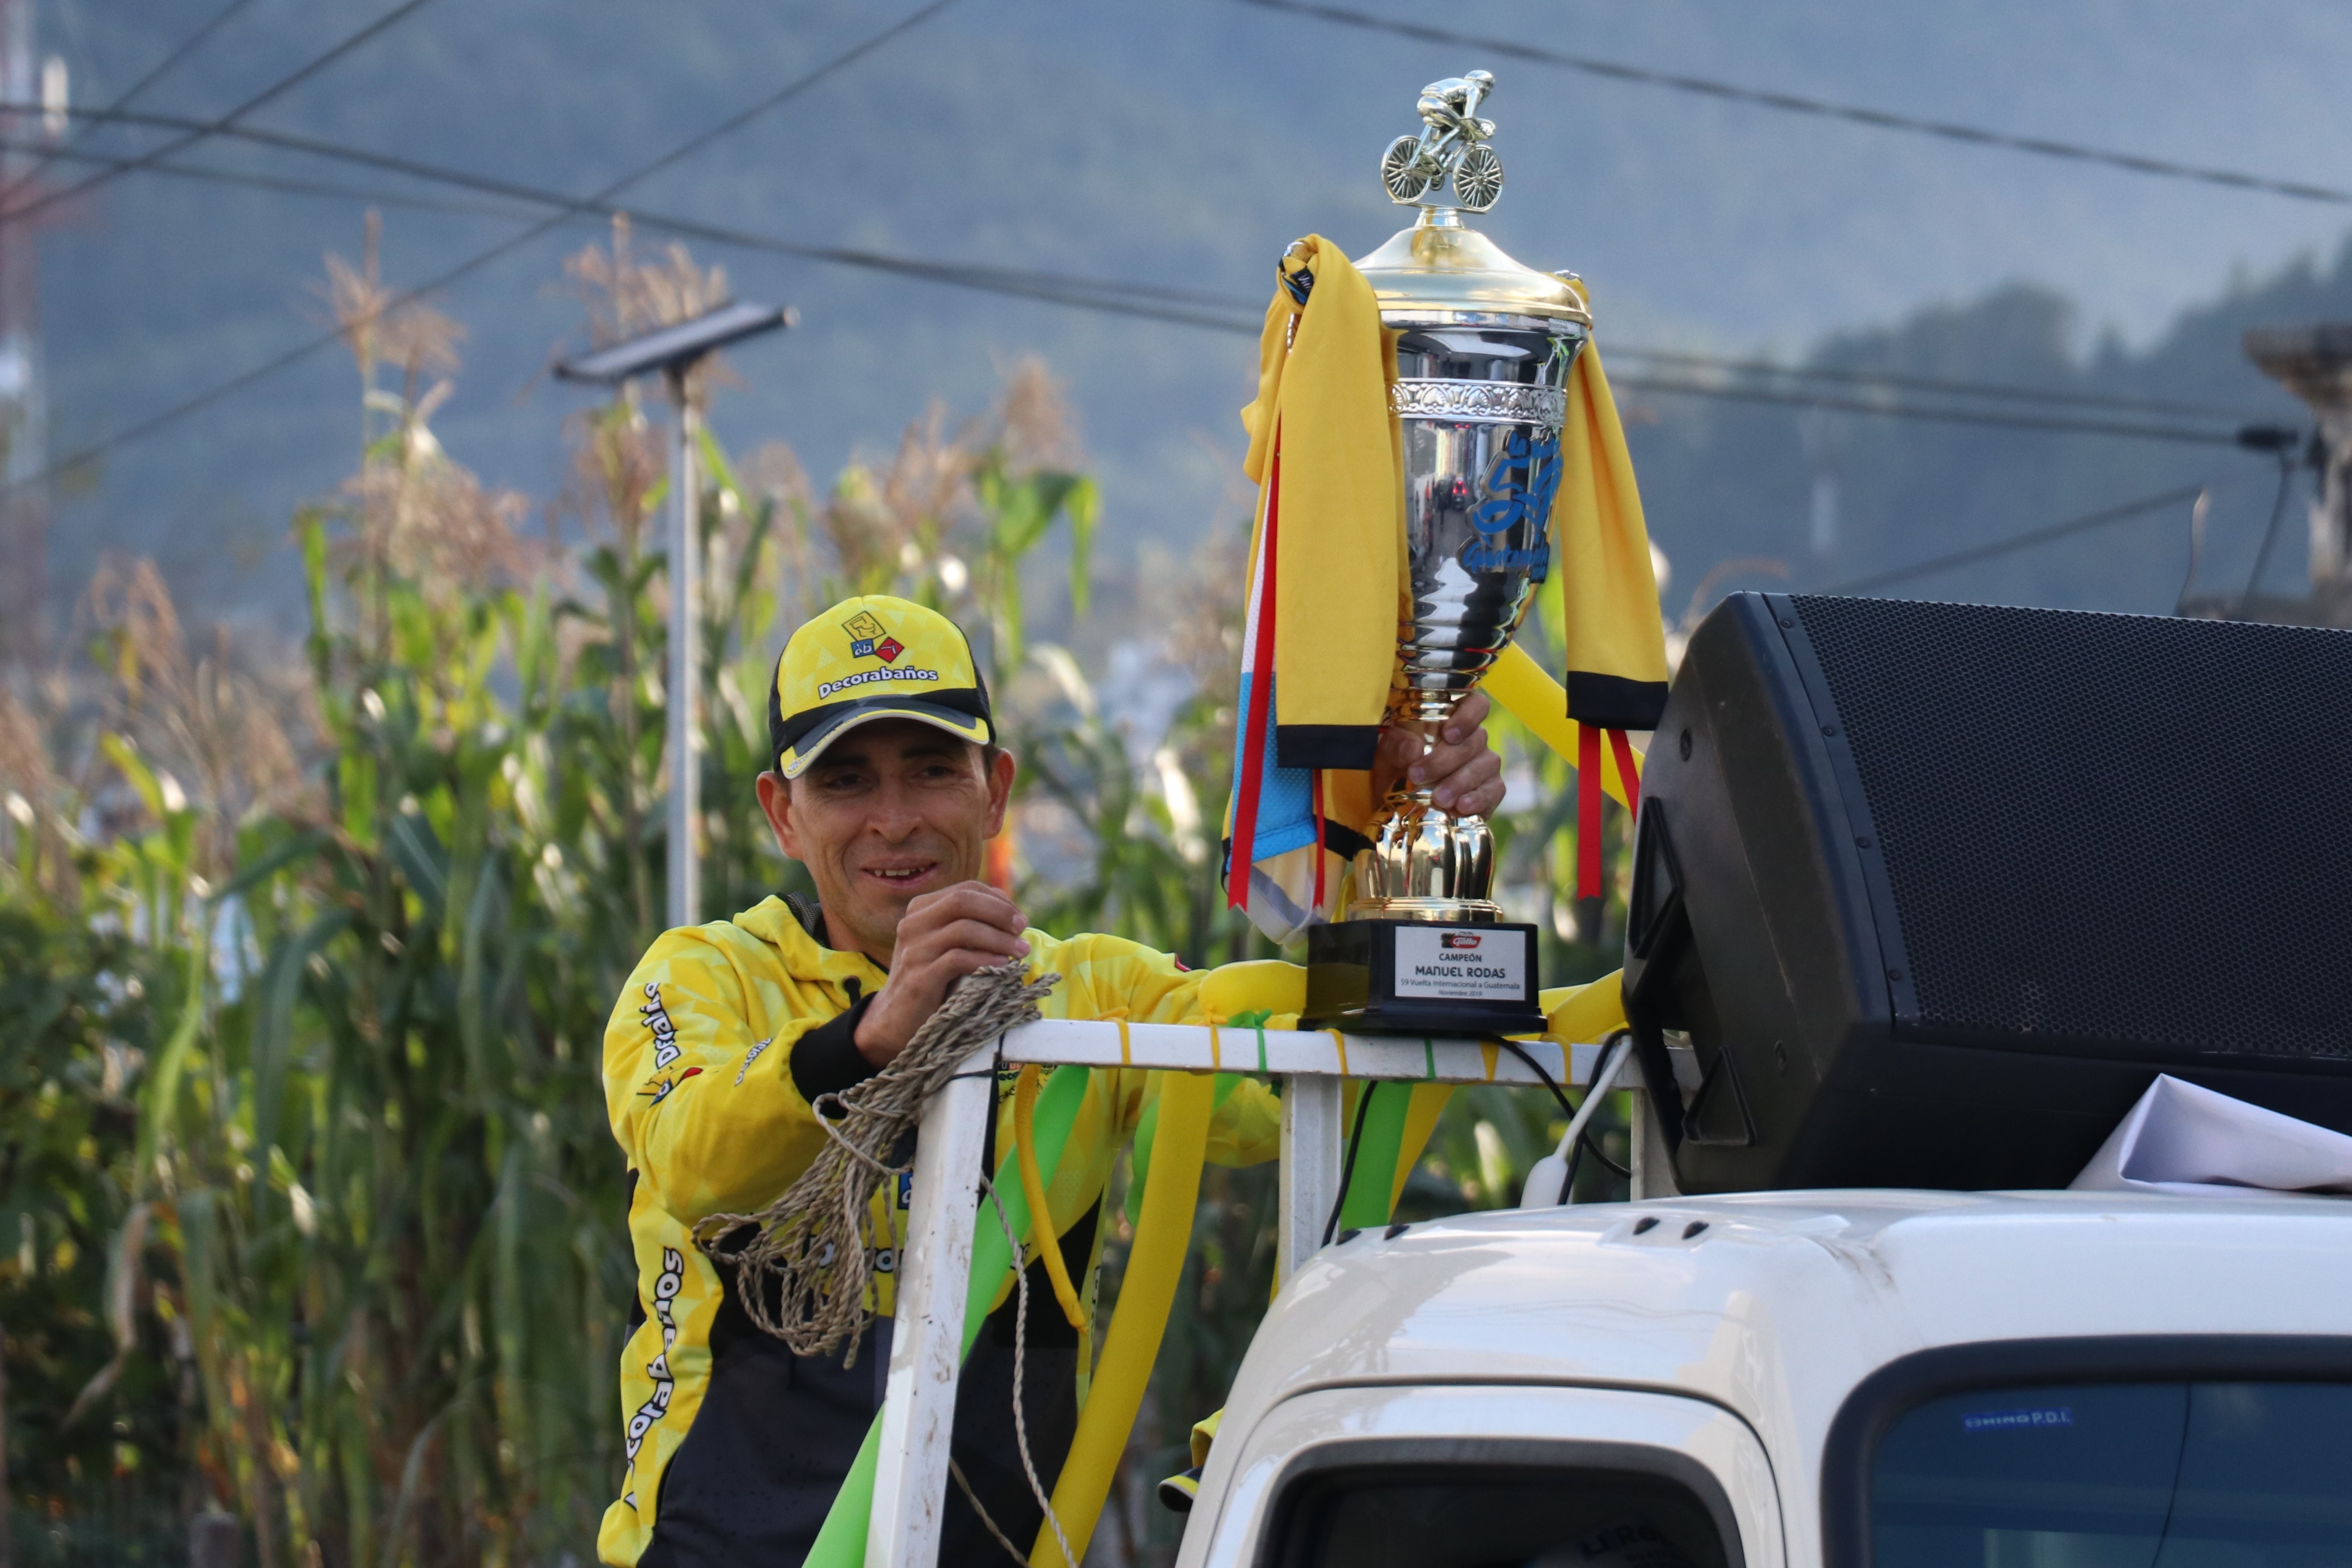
[{"left": 1301, "top": 917, "right": 1548, "bottom": 1037}]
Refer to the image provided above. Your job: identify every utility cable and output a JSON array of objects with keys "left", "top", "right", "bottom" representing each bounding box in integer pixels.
[
  {"left": 8, "top": 105, "right": 2293, "bottom": 441},
  {"left": 10, "top": 0, "right": 442, "bottom": 226},
  {"left": 0, "top": 98, "right": 1254, "bottom": 325},
  {"left": 1321, "top": 1081, "right": 1377, "bottom": 1250},
  {"left": 0, "top": 135, "right": 546, "bottom": 222},
  {"left": 7, "top": 0, "right": 961, "bottom": 501},
  {"left": 1236, "top": 0, "right": 2352, "bottom": 209},
  {"left": 0, "top": 99, "right": 2284, "bottom": 429},
  {"left": 1603, "top": 346, "right": 2263, "bottom": 423},
  {"left": 0, "top": 0, "right": 263, "bottom": 204},
  {"left": 2233, "top": 449, "right": 2302, "bottom": 614},
  {"left": 1612, "top": 375, "right": 2256, "bottom": 446},
  {"left": 1821, "top": 481, "right": 2211, "bottom": 595}
]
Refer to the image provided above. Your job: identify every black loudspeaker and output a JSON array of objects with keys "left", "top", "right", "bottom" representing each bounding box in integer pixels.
[{"left": 1624, "top": 592, "right": 2352, "bottom": 1193}]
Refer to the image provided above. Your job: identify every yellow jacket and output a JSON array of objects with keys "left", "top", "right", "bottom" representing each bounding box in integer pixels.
[{"left": 596, "top": 895, "right": 1282, "bottom": 1566}]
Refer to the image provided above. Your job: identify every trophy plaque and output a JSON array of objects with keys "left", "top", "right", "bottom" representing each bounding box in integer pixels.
[{"left": 1303, "top": 70, "right": 1588, "bottom": 1038}]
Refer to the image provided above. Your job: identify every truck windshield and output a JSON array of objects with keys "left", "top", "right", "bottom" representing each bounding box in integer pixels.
[{"left": 1875, "top": 1382, "right": 2352, "bottom": 1568}]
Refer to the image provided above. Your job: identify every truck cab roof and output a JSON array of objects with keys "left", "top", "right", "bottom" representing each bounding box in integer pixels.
[{"left": 1181, "top": 1190, "right": 2352, "bottom": 1568}]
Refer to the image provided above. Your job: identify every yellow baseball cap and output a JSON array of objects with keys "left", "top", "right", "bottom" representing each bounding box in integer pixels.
[{"left": 768, "top": 594, "right": 994, "bottom": 778}]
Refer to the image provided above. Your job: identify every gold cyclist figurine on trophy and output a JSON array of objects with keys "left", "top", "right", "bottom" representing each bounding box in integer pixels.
[{"left": 1381, "top": 70, "right": 1505, "bottom": 211}]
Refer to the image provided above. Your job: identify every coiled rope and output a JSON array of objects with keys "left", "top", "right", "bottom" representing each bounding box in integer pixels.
[{"left": 693, "top": 963, "right": 1062, "bottom": 1365}]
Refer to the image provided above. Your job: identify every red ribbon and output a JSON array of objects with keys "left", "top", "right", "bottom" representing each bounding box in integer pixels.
[
  {"left": 1227, "top": 441, "right": 1280, "bottom": 910},
  {"left": 1576, "top": 722, "right": 1603, "bottom": 902}
]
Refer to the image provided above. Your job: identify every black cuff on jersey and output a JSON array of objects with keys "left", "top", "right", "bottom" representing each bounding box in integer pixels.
[
  {"left": 1566, "top": 672, "right": 1669, "bottom": 732},
  {"left": 1275, "top": 723, "right": 1380, "bottom": 771},
  {"left": 792, "top": 993, "right": 879, "bottom": 1111}
]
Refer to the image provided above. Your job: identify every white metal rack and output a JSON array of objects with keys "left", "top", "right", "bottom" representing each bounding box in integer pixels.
[{"left": 864, "top": 1018, "right": 1659, "bottom": 1567}]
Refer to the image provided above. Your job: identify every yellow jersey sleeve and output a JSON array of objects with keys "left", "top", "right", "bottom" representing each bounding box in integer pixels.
[
  {"left": 1031, "top": 933, "right": 1287, "bottom": 1169},
  {"left": 603, "top": 925, "right": 860, "bottom": 1227}
]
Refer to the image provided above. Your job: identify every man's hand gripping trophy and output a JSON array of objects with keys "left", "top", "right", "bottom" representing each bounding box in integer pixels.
[{"left": 1381, "top": 70, "right": 1504, "bottom": 211}]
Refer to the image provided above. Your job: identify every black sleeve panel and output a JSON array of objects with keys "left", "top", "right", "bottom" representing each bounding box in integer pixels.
[{"left": 789, "top": 993, "right": 878, "bottom": 1107}]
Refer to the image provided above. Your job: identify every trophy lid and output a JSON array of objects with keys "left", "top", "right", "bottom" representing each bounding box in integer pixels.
[{"left": 1351, "top": 71, "right": 1591, "bottom": 328}]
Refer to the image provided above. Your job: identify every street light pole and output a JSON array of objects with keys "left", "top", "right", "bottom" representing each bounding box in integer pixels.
[
  {"left": 554, "top": 298, "right": 793, "bottom": 932},
  {"left": 668, "top": 366, "right": 699, "bottom": 928}
]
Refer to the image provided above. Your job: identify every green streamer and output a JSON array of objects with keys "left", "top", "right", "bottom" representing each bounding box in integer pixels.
[
  {"left": 802, "top": 1063, "right": 1091, "bottom": 1566},
  {"left": 1338, "top": 1080, "right": 1412, "bottom": 1231}
]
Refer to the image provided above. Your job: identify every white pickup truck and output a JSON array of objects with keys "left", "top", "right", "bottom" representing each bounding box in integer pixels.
[{"left": 1172, "top": 1186, "right": 2352, "bottom": 1568}]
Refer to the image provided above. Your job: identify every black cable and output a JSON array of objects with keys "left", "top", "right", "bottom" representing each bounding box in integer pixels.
[
  {"left": 0, "top": 137, "right": 545, "bottom": 221},
  {"left": 14, "top": 26, "right": 2282, "bottom": 496},
  {"left": 1580, "top": 1137, "right": 1632, "bottom": 1182},
  {"left": 1821, "top": 481, "right": 2213, "bottom": 595},
  {"left": 1, "top": 101, "right": 2284, "bottom": 431},
  {"left": 1545, "top": 1034, "right": 1634, "bottom": 1202},
  {"left": 2233, "top": 450, "right": 2300, "bottom": 615},
  {"left": 1322, "top": 1081, "right": 1378, "bottom": 1249},
  {"left": 0, "top": 0, "right": 263, "bottom": 204},
  {"left": 1604, "top": 347, "right": 2264, "bottom": 423},
  {"left": 1616, "top": 376, "right": 2248, "bottom": 446},
  {"left": 1235, "top": 0, "right": 2352, "bottom": 209},
  {"left": 11, "top": 0, "right": 443, "bottom": 226},
  {"left": 3, "top": 0, "right": 962, "bottom": 502},
  {"left": 1496, "top": 1037, "right": 1576, "bottom": 1120}
]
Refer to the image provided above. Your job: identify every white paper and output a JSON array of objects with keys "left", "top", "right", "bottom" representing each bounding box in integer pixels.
[{"left": 2070, "top": 1074, "right": 2352, "bottom": 1198}]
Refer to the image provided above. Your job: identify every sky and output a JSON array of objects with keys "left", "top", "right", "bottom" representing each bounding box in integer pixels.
[{"left": 26, "top": 0, "right": 2352, "bottom": 631}]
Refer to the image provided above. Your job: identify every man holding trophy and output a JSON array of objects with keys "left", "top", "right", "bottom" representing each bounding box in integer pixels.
[{"left": 598, "top": 67, "right": 1667, "bottom": 1568}]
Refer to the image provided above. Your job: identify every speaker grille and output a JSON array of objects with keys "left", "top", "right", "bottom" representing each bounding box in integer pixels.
[{"left": 1788, "top": 596, "right": 2352, "bottom": 1061}]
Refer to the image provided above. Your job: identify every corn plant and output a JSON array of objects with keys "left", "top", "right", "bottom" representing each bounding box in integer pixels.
[{"left": 0, "top": 217, "right": 1632, "bottom": 1568}]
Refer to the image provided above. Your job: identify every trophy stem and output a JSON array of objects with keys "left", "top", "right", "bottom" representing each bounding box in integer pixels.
[{"left": 1349, "top": 687, "right": 1502, "bottom": 921}]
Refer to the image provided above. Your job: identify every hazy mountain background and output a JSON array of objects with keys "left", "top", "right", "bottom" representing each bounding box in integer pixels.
[{"left": 29, "top": 0, "right": 2352, "bottom": 646}]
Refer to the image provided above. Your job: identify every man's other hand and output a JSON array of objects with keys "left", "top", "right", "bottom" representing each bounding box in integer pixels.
[
  {"left": 852, "top": 880, "right": 1031, "bottom": 1067},
  {"left": 1370, "top": 688, "right": 1506, "bottom": 817}
]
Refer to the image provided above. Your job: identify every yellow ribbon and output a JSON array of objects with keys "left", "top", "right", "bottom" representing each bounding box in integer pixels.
[
  {"left": 1013, "top": 1064, "right": 1085, "bottom": 1332},
  {"left": 1032, "top": 1069, "right": 1215, "bottom": 1567}
]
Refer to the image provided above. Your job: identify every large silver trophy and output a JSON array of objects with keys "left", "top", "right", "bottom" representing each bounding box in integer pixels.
[{"left": 1304, "top": 71, "right": 1589, "bottom": 1037}]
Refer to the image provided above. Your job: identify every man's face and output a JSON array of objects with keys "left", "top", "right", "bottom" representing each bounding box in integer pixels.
[{"left": 757, "top": 718, "right": 1015, "bottom": 965}]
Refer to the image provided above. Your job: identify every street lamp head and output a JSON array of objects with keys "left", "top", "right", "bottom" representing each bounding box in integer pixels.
[{"left": 553, "top": 299, "right": 795, "bottom": 385}]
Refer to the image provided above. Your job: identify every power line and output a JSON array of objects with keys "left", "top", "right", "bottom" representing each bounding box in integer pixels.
[
  {"left": 1822, "top": 482, "right": 2211, "bottom": 594},
  {"left": 0, "top": 96, "right": 1257, "bottom": 315},
  {"left": 5, "top": 18, "right": 2286, "bottom": 481},
  {"left": 0, "top": 136, "right": 545, "bottom": 222},
  {"left": 14, "top": 0, "right": 962, "bottom": 499},
  {"left": 1236, "top": 0, "right": 2352, "bottom": 209},
  {"left": 1603, "top": 346, "right": 2263, "bottom": 423},
  {"left": 7, "top": 103, "right": 2286, "bottom": 430},
  {"left": 1613, "top": 374, "right": 2252, "bottom": 446},
  {"left": 9, "top": 0, "right": 441, "bottom": 226},
  {"left": 0, "top": 0, "right": 263, "bottom": 204}
]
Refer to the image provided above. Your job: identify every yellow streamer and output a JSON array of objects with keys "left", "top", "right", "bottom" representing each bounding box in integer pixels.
[
  {"left": 1328, "top": 1028, "right": 1349, "bottom": 1079},
  {"left": 1013, "top": 1065, "right": 1085, "bottom": 1332},
  {"left": 1480, "top": 1041, "right": 1498, "bottom": 1082},
  {"left": 1487, "top": 642, "right": 1642, "bottom": 807},
  {"left": 1539, "top": 970, "right": 1631, "bottom": 1047},
  {"left": 1032, "top": 1070, "right": 1216, "bottom": 1567},
  {"left": 1390, "top": 1082, "right": 1455, "bottom": 1213}
]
